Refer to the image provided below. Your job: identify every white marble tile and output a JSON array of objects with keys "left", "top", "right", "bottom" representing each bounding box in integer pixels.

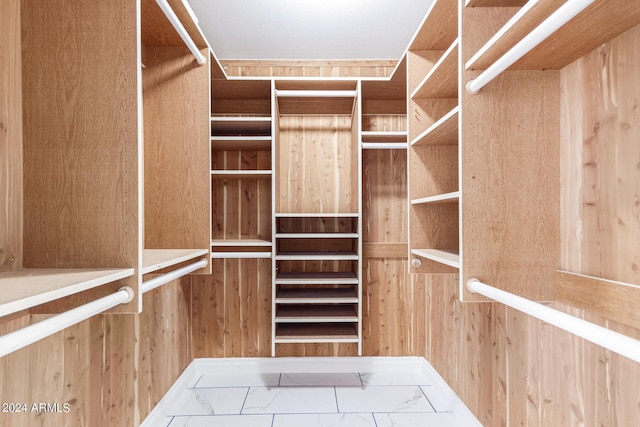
[
  {"left": 336, "top": 385, "right": 435, "bottom": 413},
  {"left": 158, "top": 417, "right": 175, "bottom": 427},
  {"left": 359, "top": 371, "right": 437, "bottom": 386},
  {"left": 280, "top": 372, "right": 362, "bottom": 387},
  {"left": 166, "top": 387, "right": 248, "bottom": 416},
  {"left": 374, "top": 411, "right": 479, "bottom": 427},
  {"left": 196, "top": 373, "right": 280, "bottom": 388},
  {"left": 419, "top": 385, "right": 459, "bottom": 412},
  {"left": 168, "top": 414, "right": 273, "bottom": 427},
  {"left": 273, "top": 413, "right": 376, "bottom": 427},
  {"left": 242, "top": 386, "right": 337, "bottom": 414}
]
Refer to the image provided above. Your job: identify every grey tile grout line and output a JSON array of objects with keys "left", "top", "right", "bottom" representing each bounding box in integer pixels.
[
  {"left": 357, "top": 372, "right": 364, "bottom": 388},
  {"left": 270, "top": 414, "right": 275, "bottom": 427},
  {"left": 334, "top": 386, "right": 340, "bottom": 413},
  {"left": 239, "top": 387, "right": 251, "bottom": 415},
  {"left": 278, "top": 373, "right": 282, "bottom": 387},
  {"left": 166, "top": 416, "right": 175, "bottom": 426},
  {"left": 372, "top": 412, "right": 379, "bottom": 427},
  {"left": 192, "top": 374, "right": 204, "bottom": 388},
  {"left": 418, "top": 385, "right": 437, "bottom": 412}
]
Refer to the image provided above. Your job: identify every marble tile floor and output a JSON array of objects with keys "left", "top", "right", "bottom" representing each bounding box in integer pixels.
[{"left": 143, "top": 357, "right": 482, "bottom": 427}]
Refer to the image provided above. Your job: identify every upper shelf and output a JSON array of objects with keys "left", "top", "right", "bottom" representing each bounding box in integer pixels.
[
  {"left": 211, "top": 117, "right": 272, "bottom": 136},
  {"left": 411, "top": 106, "right": 459, "bottom": 146},
  {"left": 465, "top": 0, "right": 640, "bottom": 70},
  {"left": 142, "top": 248, "right": 209, "bottom": 275},
  {"left": 411, "top": 40, "right": 459, "bottom": 99},
  {"left": 275, "top": 80, "right": 358, "bottom": 115},
  {"left": 0, "top": 268, "right": 135, "bottom": 317},
  {"left": 409, "top": 0, "right": 458, "bottom": 51}
]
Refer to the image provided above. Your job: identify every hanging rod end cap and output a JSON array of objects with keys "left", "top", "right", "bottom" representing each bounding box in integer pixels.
[
  {"left": 466, "top": 277, "right": 481, "bottom": 293},
  {"left": 465, "top": 80, "right": 481, "bottom": 95},
  {"left": 119, "top": 286, "right": 136, "bottom": 304}
]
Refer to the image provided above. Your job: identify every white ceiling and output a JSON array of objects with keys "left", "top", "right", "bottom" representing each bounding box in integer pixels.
[{"left": 186, "top": 0, "right": 433, "bottom": 60}]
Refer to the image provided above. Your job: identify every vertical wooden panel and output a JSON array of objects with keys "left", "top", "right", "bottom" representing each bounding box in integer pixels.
[
  {"left": 0, "top": 0, "right": 22, "bottom": 272},
  {"left": 143, "top": 46, "right": 211, "bottom": 259}
]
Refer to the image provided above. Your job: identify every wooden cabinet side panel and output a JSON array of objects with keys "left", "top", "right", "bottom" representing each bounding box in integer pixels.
[
  {"left": 143, "top": 47, "right": 211, "bottom": 254},
  {"left": 21, "top": 0, "right": 140, "bottom": 272}
]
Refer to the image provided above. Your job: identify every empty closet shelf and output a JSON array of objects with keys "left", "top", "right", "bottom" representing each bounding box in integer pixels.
[
  {"left": 275, "top": 271, "right": 359, "bottom": 285},
  {"left": 276, "top": 305, "right": 358, "bottom": 323},
  {"left": 211, "top": 252, "right": 272, "bottom": 259},
  {"left": 276, "top": 288, "right": 358, "bottom": 304},
  {"left": 411, "top": 249, "right": 460, "bottom": 269},
  {"left": 210, "top": 116, "right": 271, "bottom": 136},
  {"left": 275, "top": 232, "right": 358, "bottom": 239},
  {"left": 211, "top": 170, "right": 272, "bottom": 179},
  {"left": 361, "top": 131, "right": 408, "bottom": 143},
  {"left": 211, "top": 239, "right": 272, "bottom": 247},
  {"left": 411, "top": 106, "right": 458, "bottom": 146},
  {"left": 211, "top": 136, "right": 272, "bottom": 151},
  {"left": 142, "top": 249, "right": 210, "bottom": 275},
  {"left": 0, "top": 268, "right": 135, "bottom": 317},
  {"left": 275, "top": 252, "right": 359, "bottom": 261},
  {"left": 275, "top": 323, "right": 359, "bottom": 343}
]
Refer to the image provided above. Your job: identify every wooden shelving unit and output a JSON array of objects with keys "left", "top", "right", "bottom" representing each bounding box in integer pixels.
[
  {"left": 273, "top": 81, "right": 362, "bottom": 354},
  {"left": 210, "top": 79, "right": 274, "bottom": 260}
]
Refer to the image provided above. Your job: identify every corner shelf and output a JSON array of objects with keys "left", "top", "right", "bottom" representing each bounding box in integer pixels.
[
  {"left": 411, "top": 106, "right": 459, "bottom": 146},
  {"left": 411, "top": 249, "right": 460, "bottom": 269},
  {"left": 411, "top": 39, "right": 459, "bottom": 99}
]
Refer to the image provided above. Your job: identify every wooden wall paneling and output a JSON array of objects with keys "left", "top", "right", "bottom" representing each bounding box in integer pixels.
[
  {"left": 0, "top": 0, "right": 22, "bottom": 272},
  {"left": 190, "top": 258, "right": 271, "bottom": 358},
  {"left": 138, "top": 279, "right": 191, "bottom": 420},
  {"left": 20, "top": 0, "right": 141, "bottom": 311},
  {"left": 143, "top": 46, "right": 211, "bottom": 273},
  {"left": 277, "top": 115, "right": 356, "bottom": 214},
  {"left": 560, "top": 23, "right": 640, "bottom": 285}
]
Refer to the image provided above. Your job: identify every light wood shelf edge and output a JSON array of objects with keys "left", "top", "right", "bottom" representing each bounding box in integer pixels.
[
  {"left": 411, "top": 106, "right": 459, "bottom": 146},
  {"left": 142, "top": 248, "right": 209, "bottom": 274},
  {"left": 0, "top": 268, "right": 135, "bottom": 317},
  {"left": 411, "top": 249, "right": 460, "bottom": 269},
  {"left": 411, "top": 39, "right": 459, "bottom": 99},
  {"left": 411, "top": 191, "right": 460, "bottom": 205}
]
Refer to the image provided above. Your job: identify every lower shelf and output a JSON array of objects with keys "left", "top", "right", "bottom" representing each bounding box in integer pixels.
[
  {"left": 275, "top": 304, "right": 358, "bottom": 323},
  {"left": 274, "top": 323, "right": 359, "bottom": 343},
  {"left": 275, "top": 271, "right": 359, "bottom": 285},
  {"left": 276, "top": 288, "right": 358, "bottom": 304},
  {"left": 411, "top": 248, "right": 460, "bottom": 269}
]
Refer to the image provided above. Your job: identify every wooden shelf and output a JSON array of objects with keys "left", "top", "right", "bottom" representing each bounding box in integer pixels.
[
  {"left": 211, "top": 136, "right": 272, "bottom": 151},
  {"left": 411, "top": 106, "right": 459, "bottom": 146},
  {"left": 211, "top": 170, "right": 272, "bottom": 179},
  {"left": 211, "top": 239, "right": 272, "bottom": 247},
  {"left": 276, "top": 305, "right": 358, "bottom": 323},
  {"left": 409, "top": 0, "right": 459, "bottom": 50},
  {"left": 275, "top": 252, "right": 359, "bottom": 261},
  {"left": 142, "top": 249, "right": 209, "bottom": 275},
  {"left": 275, "top": 213, "right": 359, "bottom": 218},
  {"left": 210, "top": 116, "right": 271, "bottom": 136},
  {"left": 275, "top": 323, "right": 359, "bottom": 343},
  {"left": 412, "top": 39, "right": 459, "bottom": 99},
  {"left": 466, "top": 0, "right": 526, "bottom": 6},
  {"left": 465, "top": 0, "right": 640, "bottom": 70},
  {"left": 361, "top": 131, "right": 408, "bottom": 143},
  {"left": 411, "top": 191, "right": 460, "bottom": 205},
  {"left": 276, "top": 288, "right": 358, "bottom": 304},
  {"left": 362, "top": 143, "right": 407, "bottom": 150},
  {"left": 275, "top": 272, "right": 359, "bottom": 285},
  {"left": 211, "top": 252, "right": 272, "bottom": 259},
  {"left": 0, "top": 268, "right": 135, "bottom": 317},
  {"left": 411, "top": 249, "right": 460, "bottom": 269},
  {"left": 275, "top": 232, "right": 359, "bottom": 239}
]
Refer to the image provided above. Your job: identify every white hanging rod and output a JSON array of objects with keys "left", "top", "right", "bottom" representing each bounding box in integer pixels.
[
  {"left": 466, "top": 278, "right": 640, "bottom": 364},
  {"left": 141, "top": 258, "right": 208, "bottom": 294},
  {"left": 275, "top": 90, "right": 357, "bottom": 98},
  {"left": 0, "top": 286, "right": 134, "bottom": 358},
  {"left": 466, "top": 0, "right": 596, "bottom": 94},
  {"left": 155, "top": 0, "right": 206, "bottom": 65},
  {"left": 361, "top": 143, "right": 407, "bottom": 150}
]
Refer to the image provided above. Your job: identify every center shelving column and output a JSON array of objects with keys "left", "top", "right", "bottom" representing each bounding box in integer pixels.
[{"left": 272, "top": 80, "right": 362, "bottom": 356}]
